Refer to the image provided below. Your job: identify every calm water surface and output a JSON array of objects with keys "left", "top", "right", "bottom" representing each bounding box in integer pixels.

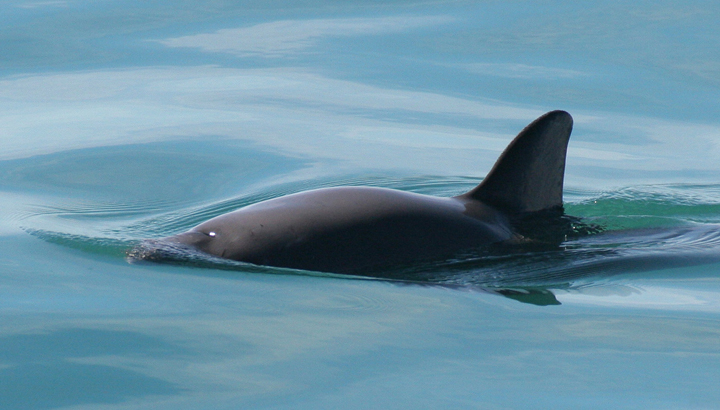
[{"left": 2, "top": 1, "right": 720, "bottom": 409}]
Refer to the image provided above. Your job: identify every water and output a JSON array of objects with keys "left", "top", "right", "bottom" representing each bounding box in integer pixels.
[{"left": 2, "top": 1, "right": 720, "bottom": 409}]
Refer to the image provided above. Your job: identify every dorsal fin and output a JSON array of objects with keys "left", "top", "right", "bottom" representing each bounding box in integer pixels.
[{"left": 461, "top": 110, "right": 573, "bottom": 214}]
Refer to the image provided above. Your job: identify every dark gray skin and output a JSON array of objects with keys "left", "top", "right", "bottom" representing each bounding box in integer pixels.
[
  {"left": 168, "top": 187, "right": 516, "bottom": 273},
  {"left": 144, "top": 110, "right": 574, "bottom": 274}
]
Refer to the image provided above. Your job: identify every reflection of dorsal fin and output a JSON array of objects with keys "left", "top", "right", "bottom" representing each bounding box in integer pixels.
[
  {"left": 460, "top": 110, "right": 573, "bottom": 214},
  {"left": 494, "top": 288, "right": 561, "bottom": 306}
]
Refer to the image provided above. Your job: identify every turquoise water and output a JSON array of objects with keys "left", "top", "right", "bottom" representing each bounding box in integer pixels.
[{"left": 2, "top": 1, "right": 720, "bottom": 409}]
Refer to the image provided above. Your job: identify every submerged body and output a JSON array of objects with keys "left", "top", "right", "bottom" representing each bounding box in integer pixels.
[{"left": 134, "top": 110, "right": 574, "bottom": 274}]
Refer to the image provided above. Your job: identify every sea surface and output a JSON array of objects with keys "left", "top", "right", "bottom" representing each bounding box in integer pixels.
[{"left": 2, "top": 1, "right": 720, "bottom": 409}]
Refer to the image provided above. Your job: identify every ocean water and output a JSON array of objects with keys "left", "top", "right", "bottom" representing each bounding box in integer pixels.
[{"left": 2, "top": 1, "right": 720, "bottom": 409}]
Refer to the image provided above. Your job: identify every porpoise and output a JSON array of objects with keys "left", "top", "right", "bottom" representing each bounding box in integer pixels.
[{"left": 133, "top": 110, "right": 574, "bottom": 274}]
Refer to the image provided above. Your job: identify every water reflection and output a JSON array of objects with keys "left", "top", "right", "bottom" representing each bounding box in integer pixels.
[
  {"left": 0, "top": 139, "right": 308, "bottom": 204},
  {"left": 0, "top": 328, "right": 187, "bottom": 410},
  {"left": 2, "top": 65, "right": 719, "bottom": 187},
  {"left": 158, "top": 16, "right": 454, "bottom": 57},
  {"left": 3, "top": 0, "right": 720, "bottom": 408}
]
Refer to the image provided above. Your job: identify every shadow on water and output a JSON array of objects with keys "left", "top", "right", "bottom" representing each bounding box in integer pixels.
[
  {"left": 387, "top": 224, "right": 720, "bottom": 284},
  {"left": 0, "top": 328, "right": 190, "bottom": 410}
]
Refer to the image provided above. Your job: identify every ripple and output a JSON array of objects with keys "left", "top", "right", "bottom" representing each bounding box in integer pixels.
[
  {"left": 27, "top": 198, "right": 176, "bottom": 219},
  {"left": 22, "top": 177, "right": 720, "bottom": 290},
  {"left": 26, "top": 229, "right": 132, "bottom": 258},
  {"left": 566, "top": 183, "right": 720, "bottom": 227},
  {"left": 298, "top": 291, "right": 398, "bottom": 313}
]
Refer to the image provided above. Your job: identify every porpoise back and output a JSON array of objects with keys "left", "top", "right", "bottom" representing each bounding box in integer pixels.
[{"left": 133, "top": 110, "right": 574, "bottom": 274}]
